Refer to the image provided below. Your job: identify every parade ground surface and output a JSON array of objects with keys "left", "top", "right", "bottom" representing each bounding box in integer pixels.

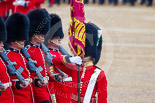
[{"left": 42, "top": 2, "right": 155, "bottom": 103}]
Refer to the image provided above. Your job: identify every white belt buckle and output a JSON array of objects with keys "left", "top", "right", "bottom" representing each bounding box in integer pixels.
[
  {"left": 44, "top": 76, "right": 49, "bottom": 81},
  {"left": 63, "top": 77, "right": 72, "bottom": 82},
  {"left": 25, "top": 78, "right": 32, "bottom": 83},
  {"left": 29, "top": 78, "right": 32, "bottom": 83}
]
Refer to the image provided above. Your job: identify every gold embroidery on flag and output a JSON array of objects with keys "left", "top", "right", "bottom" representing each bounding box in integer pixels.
[{"left": 75, "top": 0, "right": 83, "bottom": 3}]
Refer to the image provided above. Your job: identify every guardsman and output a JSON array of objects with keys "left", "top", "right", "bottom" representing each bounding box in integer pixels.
[
  {"left": 113, "top": 0, "right": 118, "bottom": 5},
  {"left": 26, "top": 8, "right": 53, "bottom": 103},
  {"left": 13, "top": 0, "right": 36, "bottom": 15},
  {"left": 55, "top": 0, "right": 60, "bottom": 5},
  {"left": 129, "top": 0, "right": 135, "bottom": 6},
  {"left": 123, "top": 0, "right": 135, "bottom": 6},
  {"left": 140, "top": 0, "right": 146, "bottom": 5},
  {"left": 5, "top": 13, "right": 35, "bottom": 103},
  {"left": 0, "top": 15, "right": 14, "bottom": 103},
  {"left": 140, "top": 0, "right": 153, "bottom": 6},
  {"left": 7, "top": 0, "right": 15, "bottom": 14},
  {"left": 49, "top": 0, "right": 55, "bottom": 7},
  {"left": 44, "top": 14, "right": 74, "bottom": 103},
  {"left": 84, "top": 0, "right": 88, "bottom": 4},
  {"left": 52, "top": 22, "right": 107, "bottom": 103},
  {"left": 99, "top": 0, "right": 104, "bottom": 4}
]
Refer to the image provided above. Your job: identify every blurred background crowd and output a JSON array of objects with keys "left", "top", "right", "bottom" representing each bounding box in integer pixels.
[
  {"left": 48, "top": 0, "right": 154, "bottom": 6},
  {"left": 0, "top": 0, "right": 154, "bottom": 21}
]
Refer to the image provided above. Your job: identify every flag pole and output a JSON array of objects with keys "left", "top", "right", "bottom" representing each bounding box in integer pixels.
[
  {"left": 71, "top": 0, "right": 81, "bottom": 102},
  {"left": 77, "top": 65, "right": 81, "bottom": 103}
]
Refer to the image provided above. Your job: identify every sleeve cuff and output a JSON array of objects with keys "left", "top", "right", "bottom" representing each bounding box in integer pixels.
[{"left": 63, "top": 55, "right": 71, "bottom": 63}]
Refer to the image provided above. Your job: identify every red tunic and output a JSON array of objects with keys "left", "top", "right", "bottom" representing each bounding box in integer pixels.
[
  {"left": 52, "top": 59, "right": 107, "bottom": 103},
  {"left": 48, "top": 50, "right": 73, "bottom": 103},
  {"left": 0, "top": 0, "right": 8, "bottom": 18},
  {"left": 14, "top": 0, "right": 36, "bottom": 15},
  {"left": 0, "top": 57, "right": 14, "bottom": 103},
  {"left": 50, "top": 0, "right": 55, "bottom": 5},
  {"left": 6, "top": 49, "right": 35, "bottom": 103},
  {"left": 26, "top": 45, "right": 52, "bottom": 103},
  {"left": 35, "top": 0, "right": 44, "bottom": 8},
  {"left": 7, "top": 0, "right": 15, "bottom": 13}
]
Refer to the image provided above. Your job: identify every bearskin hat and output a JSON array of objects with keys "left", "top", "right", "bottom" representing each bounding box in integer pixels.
[
  {"left": 0, "top": 16, "right": 7, "bottom": 42},
  {"left": 44, "top": 14, "right": 64, "bottom": 46},
  {"left": 6, "top": 13, "right": 29, "bottom": 43},
  {"left": 27, "top": 8, "right": 50, "bottom": 38},
  {"left": 49, "top": 14, "right": 64, "bottom": 39},
  {"left": 85, "top": 22, "right": 102, "bottom": 65}
]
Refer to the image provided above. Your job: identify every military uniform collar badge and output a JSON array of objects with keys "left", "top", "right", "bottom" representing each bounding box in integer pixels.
[
  {"left": 10, "top": 47, "right": 20, "bottom": 53},
  {"left": 83, "top": 61, "right": 93, "bottom": 67},
  {"left": 49, "top": 48, "right": 59, "bottom": 52}
]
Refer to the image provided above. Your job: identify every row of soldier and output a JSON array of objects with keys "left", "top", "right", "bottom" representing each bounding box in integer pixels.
[
  {"left": 0, "top": 0, "right": 153, "bottom": 22},
  {"left": 0, "top": 0, "right": 45, "bottom": 20},
  {"left": 0, "top": 8, "right": 107, "bottom": 103},
  {"left": 47, "top": 0, "right": 154, "bottom": 6}
]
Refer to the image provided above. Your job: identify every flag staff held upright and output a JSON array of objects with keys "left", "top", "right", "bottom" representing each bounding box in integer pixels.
[{"left": 69, "top": 0, "right": 86, "bottom": 102}]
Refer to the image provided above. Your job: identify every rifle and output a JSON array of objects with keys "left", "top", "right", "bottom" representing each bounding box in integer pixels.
[
  {"left": 59, "top": 45, "right": 80, "bottom": 103},
  {"left": 0, "top": 81, "right": 4, "bottom": 96},
  {"left": 0, "top": 81, "right": 4, "bottom": 88},
  {"left": 59, "top": 46, "right": 75, "bottom": 64},
  {"left": 0, "top": 51, "right": 25, "bottom": 84},
  {"left": 40, "top": 43, "right": 64, "bottom": 77},
  {"left": 21, "top": 48, "right": 44, "bottom": 82},
  {"left": 59, "top": 46, "right": 70, "bottom": 56}
]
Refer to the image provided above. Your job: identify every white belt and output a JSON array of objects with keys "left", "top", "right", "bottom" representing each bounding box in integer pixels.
[
  {"left": 12, "top": 78, "right": 32, "bottom": 83},
  {"left": 35, "top": 76, "right": 49, "bottom": 81},
  {"left": 83, "top": 68, "right": 101, "bottom": 103},
  {"left": 51, "top": 74, "right": 72, "bottom": 82},
  {"left": 3, "top": 82, "right": 12, "bottom": 88},
  {"left": 63, "top": 77, "right": 72, "bottom": 82}
]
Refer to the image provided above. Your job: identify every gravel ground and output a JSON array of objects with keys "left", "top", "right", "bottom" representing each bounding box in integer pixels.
[{"left": 42, "top": 2, "right": 155, "bottom": 103}]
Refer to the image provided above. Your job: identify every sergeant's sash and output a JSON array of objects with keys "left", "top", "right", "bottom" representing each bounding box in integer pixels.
[{"left": 83, "top": 68, "right": 101, "bottom": 103}]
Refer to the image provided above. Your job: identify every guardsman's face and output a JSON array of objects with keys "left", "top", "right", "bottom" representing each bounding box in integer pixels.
[
  {"left": 13, "top": 40, "right": 25, "bottom": 50},
  {"left": 48, "top": 36, "right": 61, "bottom": 49},
  {"left": 0, "top": 41, "right": 4, "bottom": 53}
]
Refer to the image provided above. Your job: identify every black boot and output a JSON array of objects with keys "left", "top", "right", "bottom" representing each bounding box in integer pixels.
[
  {"left": 99, "top": 0, "right": 104, "bottom": 4},
  {"left": 147, "top": 0, "right": 153, "bottom": 6},
  {"left": 84, "top": 0, "right": 88, "bottom": 4},
  {"left": 140, "top": 0, "right": 146, "bottom": 5}
]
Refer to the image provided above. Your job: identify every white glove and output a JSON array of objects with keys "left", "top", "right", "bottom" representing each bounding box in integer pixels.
[
  {"left": 69, "top": 56, "right": 82, "bottom": 65},
  {"left": 13, "top": 0, "right": 26, "bottom": 6}
]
